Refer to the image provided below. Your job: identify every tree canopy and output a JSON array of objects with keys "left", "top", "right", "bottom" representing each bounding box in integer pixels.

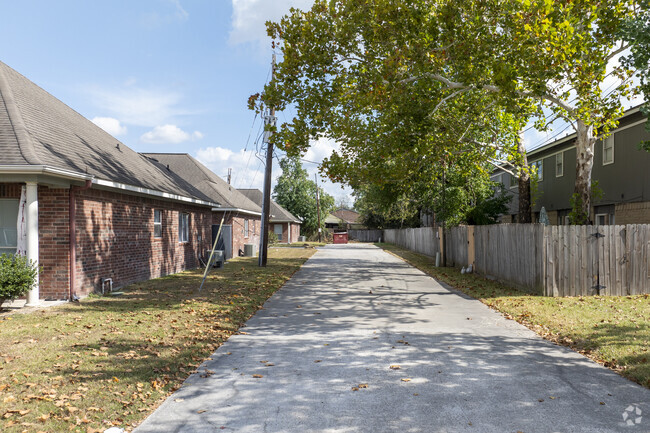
[{"left": 254, "top": 0, "right": 641, "bottom": 225}]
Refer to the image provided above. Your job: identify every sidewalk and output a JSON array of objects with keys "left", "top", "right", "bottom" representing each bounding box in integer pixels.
[{"left": 135, "top": 243, "right": 649, "bottom": 433}]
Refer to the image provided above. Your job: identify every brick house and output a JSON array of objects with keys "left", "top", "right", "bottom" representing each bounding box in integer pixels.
[
  {"left": 237, "top": 189, "right": 301, "bottom": 243},
  {"left": 144, "top": 154, "right": 262, "bottom": 258},
  {"left": 0, "top": 61, "right": 221, "bottom": 304},
  {"left": 493, "top": 106, "right": 650, "bottom": 225}
]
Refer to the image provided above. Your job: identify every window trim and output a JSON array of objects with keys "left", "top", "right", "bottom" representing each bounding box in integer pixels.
[
  {"left": 509, "top": 173, "right": 518, "bottom": 189},
  {"left": 153, "top": 209, "right": 162, "bottom": 239},
  {"left": 179, "top": 212, "right": 190, "bottom": 243},
  {"left": 244, "top": 219, "right": 249, "bottom": 238},
  {"left": 603, "top": 135, "right": 615, "bottom": 166},
  {"left": 555, "top": 152, "right": 564, "bottom": 177}
]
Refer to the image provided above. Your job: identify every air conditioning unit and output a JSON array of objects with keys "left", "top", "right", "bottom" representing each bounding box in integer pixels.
[
  {"left": 244, "top": 244, "right": 256, "bottom": 257},
  {"left": 206, "top": 249, "right": 225, "bottom": 268}
]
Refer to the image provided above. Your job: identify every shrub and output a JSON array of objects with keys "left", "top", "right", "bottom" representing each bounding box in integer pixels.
[
  {"left": 268, "top": 231, "right": 279, "bottom": 244},
  {"left": 0, "top": 254, "right": 39, "bottom": 306}
]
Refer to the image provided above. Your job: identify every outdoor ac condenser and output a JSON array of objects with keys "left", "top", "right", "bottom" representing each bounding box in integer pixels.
[{"left": 244, "top": 244, "right": 256, "bottom": 257}]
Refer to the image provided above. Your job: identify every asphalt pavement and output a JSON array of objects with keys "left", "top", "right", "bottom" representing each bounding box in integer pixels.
[{"left": 135, "top": 243, "right": 649, "bottom": 433}]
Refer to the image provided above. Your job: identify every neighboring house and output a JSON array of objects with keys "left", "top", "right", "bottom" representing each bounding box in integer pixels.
[
  {"left": 237, "top": 189, "right": 301, "bottom": 243},
  {"left": 144, "top": 154, "right": 262, "bottom": 258},
  {"left": 325, "top": 208, "right": 365, "bottom": 231},
  {"left": 493, "top": 106, "right": 650, "bottom": 225},
  {"left": 0, "top": 61, "right": 219, "bottom": 303}
]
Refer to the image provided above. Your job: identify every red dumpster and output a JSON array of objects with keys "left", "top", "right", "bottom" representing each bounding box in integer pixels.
[{"left": 333, "top": 232, "right": 348, "bottom": 244}]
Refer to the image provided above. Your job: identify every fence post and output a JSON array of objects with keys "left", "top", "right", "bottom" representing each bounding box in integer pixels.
[{"left": 467, "top": 226, "right": 475, "bottom": 270}]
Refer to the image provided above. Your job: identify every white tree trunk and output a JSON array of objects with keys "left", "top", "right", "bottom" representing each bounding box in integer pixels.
[{"left": 573, "top": 119, "right": 597, "bottom": 224}]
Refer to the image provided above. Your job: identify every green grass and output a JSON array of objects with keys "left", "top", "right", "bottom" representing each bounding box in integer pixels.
[
  {"left": 0, "top": 248, "right": 316, "bottom": 432},
  {"left": 377, "top": 242, "right": 650, "bottom": 389}
]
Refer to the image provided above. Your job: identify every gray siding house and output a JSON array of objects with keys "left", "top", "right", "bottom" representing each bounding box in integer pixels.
[{"left": 494, "top": 106, "right": 650, "bottom": 225}]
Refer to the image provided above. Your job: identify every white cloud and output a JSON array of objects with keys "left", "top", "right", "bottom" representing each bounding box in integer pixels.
[
  {"left": 195, "top": 146, "right": 266, "bottom": 190},
  {"left": 196, "top": 140, "right": 353, "bottom": 203},
  {"left": 140, "top": 124, "right": 203, "bottom": 144},
  {"left": 91, "top": 117, "right": 127, "bottom": 136},
  {"left": 229, "top": 0, "right": 314, "bottom": 47},
  {"left": 88, "top": 85, "right": 190, "bottom": 127}
]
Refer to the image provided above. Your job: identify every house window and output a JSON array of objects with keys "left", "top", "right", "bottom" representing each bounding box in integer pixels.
[
  {"left": 509, "top": 173, "right": 518, "bottom": 188},
  {"left": 274, "top": 224, "right": 283, "bottom": 242},
  {"left": 555, "top": 152, "right": 563, "bottom": 177},
  {"left": 244, "top": 219, "right": 249, "bottom": 238},
  {"left": 0, "top": 199, "right": 19, "bottom": 255},
  {"left": 179, "top": 212, "right": 189, "bottom": 243},
  {"left": 154, "top": 210, "right": 162, "bottom": 238},
  {"left": 603, "top": 135, "right": 614, "bottom": 165},
  {"left": 531, "top": 160, "right": 543, "bottom": 181},
  {"left": 595, "top": 214, "right": 607, "bottom": 226}
]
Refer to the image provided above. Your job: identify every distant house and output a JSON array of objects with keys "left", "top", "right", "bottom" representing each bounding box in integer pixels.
[
  {"left": 324, "top": 208, "right": 364, "bottom": 231},
  {"left": 493, "top": 106, "right": 650, "bottom": 225},
  {"left": 238, "top": 189, "right": 301, "bottom": 243},
  {"left": 0, "top": 61, "right": 237, "bottom": 304},
  {"left": 143, "top": 154, "right": 262, "bottom": 258}
]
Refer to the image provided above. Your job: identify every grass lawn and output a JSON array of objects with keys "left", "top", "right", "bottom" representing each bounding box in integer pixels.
[
  {"left": 378, "top": 242, "right": 650, "bottom": 389},
  {"left": 0, "top": 247, "right": 316, "bottom": 432}
]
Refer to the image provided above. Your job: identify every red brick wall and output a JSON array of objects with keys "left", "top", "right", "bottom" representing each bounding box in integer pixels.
[
  {"left": 39, "top": 187, "right": 71, "bottom": 300},
  {"left": 212, "top": 212, "right": 261, "bottom": 257},
  {"left": 2, "top": 183, "right": 213, "bottom": 300},
  {"left": 73, "top": 188, "right": 212, "bottom": 296}
]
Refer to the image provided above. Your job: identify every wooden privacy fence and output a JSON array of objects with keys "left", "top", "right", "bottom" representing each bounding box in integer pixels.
[
  {"left": 382, "top": 223, "right": 650, "bottom": 297},
  {"left": 349, "top": 229, "right": 383, "bottom": 242},
  {"left": 383, "top": 227, "right": 441, "bottom": 258}
]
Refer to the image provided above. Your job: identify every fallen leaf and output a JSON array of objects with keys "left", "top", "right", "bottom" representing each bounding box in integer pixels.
[
  {"left": 351, "top": 387, "right": 359, "bottom": 391},
  {"left": 197, "top": 410, "right": 207, "bottom": 414},
  {"left": 401, "top": 378, "right": 411, "bottom": 382},
  {"left": 314, "top": 360, "right": 322, "bottom": 363},
  {"left": 174, "top": 398, "right": 184, "bottom": 402},
  {"left": 390, "top": 365, "right": 401, "bottom": 370},
  {"left": 252, "top": 374, "right": 263, "bottom": 378},
  {"left": 358, "top": 383, "right": 368, "bottom": 388}
]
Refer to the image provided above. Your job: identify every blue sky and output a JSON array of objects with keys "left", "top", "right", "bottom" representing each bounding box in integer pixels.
[
  {"left": 0, "top": 0, "right": 640, "bottom": 203},
  {"left": 0, "top": 0, "right": 352, "bottom": 201}
]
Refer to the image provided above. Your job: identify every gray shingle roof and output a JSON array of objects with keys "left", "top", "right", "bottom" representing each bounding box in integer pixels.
[
  {"left": 0, "top": 61, "right": 213, "bottom": 204},
  {"left": 143, "top": 153, "right": 262, "bottom": 215},
  {"left": 237, "top": 188, "right": 301, "bottom": 223}
]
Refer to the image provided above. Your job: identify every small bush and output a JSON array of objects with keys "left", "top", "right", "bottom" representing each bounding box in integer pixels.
[
  {"left": 0, "top": 253, "right": 39, "bottom": 304},
  {"left": 268, "top": 231, "right": 279, "bottom": 244}
]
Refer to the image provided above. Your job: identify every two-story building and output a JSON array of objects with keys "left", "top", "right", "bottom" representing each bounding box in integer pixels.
[{"left": 494, "top": 106, "right": 650, "bottom": 225}]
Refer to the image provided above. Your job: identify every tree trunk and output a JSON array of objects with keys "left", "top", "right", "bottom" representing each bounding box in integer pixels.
[
  {"left": 517, "top": 136, "right": 532, "bottom": 223},
  {"left": 573, "top": 119, "right": 596, "bottom": 225}
]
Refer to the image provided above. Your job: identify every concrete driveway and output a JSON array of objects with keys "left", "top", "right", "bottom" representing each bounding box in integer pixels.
[{"left": 136, "top": 244, "right": 649, "bottom": 433}]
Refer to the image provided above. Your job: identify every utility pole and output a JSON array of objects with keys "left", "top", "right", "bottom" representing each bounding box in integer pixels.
[
  {"left": 259, "top": 54, "right": 277, "bottom": 267},
  {"left": 315, "top": 173, "right": 322, "bottom": 243}
]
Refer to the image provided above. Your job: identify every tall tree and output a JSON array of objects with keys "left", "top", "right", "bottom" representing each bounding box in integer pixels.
[
  {"left": 622, "top": 0, "right": 650, "bottom": 149},
  {"left": 273, "top": 156, "right": 335, "bottom": 237},
  {"left": 255, "top": 0, "right": 639, "bottom": 225}
]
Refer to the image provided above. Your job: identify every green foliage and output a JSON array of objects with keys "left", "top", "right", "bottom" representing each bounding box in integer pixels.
[
  {"left": 353, "top": 184, "right": 421, "bottom": 229},
  {"left": 621, "top": 0, "right": 650, "bottom": 150},
  {"left": 0, "top": 253, "right": 39, "bottom": 303},
  {"left": 465, "top": 186, "right": 512, "bottom": 225},
  {"left": 569, "top": 180, "right": 604, "bottom": 225},
  {"left": 255, "top": 0, "right": 636, "bottom": 226},
  {"left": 268, "top": 231, "right": 279, "bottom": 244},
  {"left": 273, "top": 156, "right": 335, "bottom": 237}
]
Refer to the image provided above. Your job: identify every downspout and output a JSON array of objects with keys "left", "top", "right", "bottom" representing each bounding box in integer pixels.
[{"left": 69, "top": 180, "right": 92, "bottom": 301}]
